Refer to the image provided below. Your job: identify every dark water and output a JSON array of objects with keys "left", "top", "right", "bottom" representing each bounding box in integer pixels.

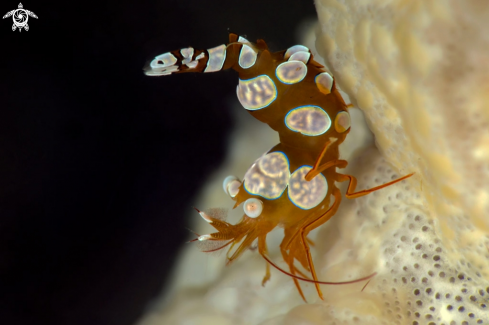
[{"left": 0, "top": 1, "right": 317, "bottom": 324}]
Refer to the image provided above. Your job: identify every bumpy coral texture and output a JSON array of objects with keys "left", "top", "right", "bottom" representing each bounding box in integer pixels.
[
  {"left": 136, "top": 1, "right": 489, "bottom": 324},
  {"left": 312, "top": 0, "right": 489, "bottom": 324}
]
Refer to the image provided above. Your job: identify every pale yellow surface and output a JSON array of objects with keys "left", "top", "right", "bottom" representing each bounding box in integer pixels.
[
  {"left": 136, "top": 1, "right": 489, "bottom": 324},
  {"left": 311, "top": 0, "right": 489, "bottom": 323}
]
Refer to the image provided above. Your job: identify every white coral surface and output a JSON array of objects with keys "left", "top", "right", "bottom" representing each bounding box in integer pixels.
[{"left": 136, "top": 1, "right": 489, "bottom": 324}]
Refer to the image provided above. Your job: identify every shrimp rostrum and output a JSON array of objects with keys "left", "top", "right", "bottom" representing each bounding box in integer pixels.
[{"left": 145, "top": 33, "right": 413, "bottom": 301}]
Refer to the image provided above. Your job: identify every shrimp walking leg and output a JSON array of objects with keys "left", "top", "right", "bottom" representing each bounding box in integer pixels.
[
  {"left": 279, "top": 245, "right": 308, "bottom": 301},
  {"left": 259, "top": 235, "right": 272, "bottom": 286},
  {"left": 299, "top": 188, "right": 342, "bottom": 299},
  {"left": 305, "top": 159, "right": 348, "bottom": 181},
  {"left": 336, "top": 172, "right": 415, "bottom": 199}
]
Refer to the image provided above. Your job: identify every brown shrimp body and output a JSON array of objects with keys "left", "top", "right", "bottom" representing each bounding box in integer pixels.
[
  {"left": 224, "top": 34, "right": 350, "bottom": 157},
  {"left": 145, "top": 33, "right": 413, "bottom": 301},
  {"left": 229, "top": 142, "right": 339, "bottom": 272}
]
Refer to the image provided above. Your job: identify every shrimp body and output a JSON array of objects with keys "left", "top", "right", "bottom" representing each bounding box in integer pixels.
[{"left": 145, "top": 34, "right": 413, "bottom": 301}]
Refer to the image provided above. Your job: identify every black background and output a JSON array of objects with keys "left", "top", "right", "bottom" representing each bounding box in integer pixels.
[{"left": 0, "top": 1, "right": 317, "bottom": 324}]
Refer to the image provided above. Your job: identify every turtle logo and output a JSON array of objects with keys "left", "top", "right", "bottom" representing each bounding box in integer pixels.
[{"left": 3, "top": 3, "right": 37, "bottom": 32}]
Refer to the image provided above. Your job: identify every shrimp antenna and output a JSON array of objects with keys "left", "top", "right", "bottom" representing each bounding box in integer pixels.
[
  {"left": 361, "top": 280, "right": 371, "bottom": 292},
  {"left": 260, "top": 253, "right": 377, "bottom": 285},
  {"left": 185, "top": 228, "right": 200, "bottom": 243}
]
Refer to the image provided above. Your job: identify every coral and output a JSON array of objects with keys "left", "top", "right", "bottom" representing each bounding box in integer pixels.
[
  {"left": 313, "top": 0, "right": 489, "bottom": 323},
  {"left": 136, "top": 1, "right": 489, "bottom": 324}
]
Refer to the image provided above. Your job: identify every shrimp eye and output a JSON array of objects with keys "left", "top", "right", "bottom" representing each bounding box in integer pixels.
[
  {"left": 243, "top": 198, "right": 263, "bottom": 218},
  {"left": 222, "top": 175, "right": 241, "bottom": 197},
  {"left": 334, "top": 111, "right": 351, "bottom": 133}
]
